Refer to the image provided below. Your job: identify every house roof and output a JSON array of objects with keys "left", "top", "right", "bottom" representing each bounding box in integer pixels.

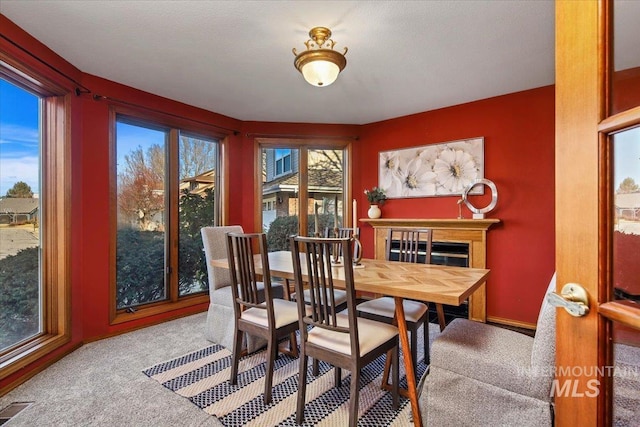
[
  {"left": 263, "top": 168, "right": 343, "bottom": 196},
  {"left": 616, "top": 192, "right": 640, "bottom": 209},
  {"left": 0, "top": 198, "right": 39, "bottom": 214}
]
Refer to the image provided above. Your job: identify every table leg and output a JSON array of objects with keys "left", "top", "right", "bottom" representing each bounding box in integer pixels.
[{"left": 395, "top": 296, "right": 422, "bottom": 427}]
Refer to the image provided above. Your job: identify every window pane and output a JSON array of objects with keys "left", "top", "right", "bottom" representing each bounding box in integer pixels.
[
  {"left": 308, "top": 149, "right": 344, "bottom": 237},
  {"left": 178, "top": 135, "right": 217, "bottom": 296},
  {"left": 0, "top": 79, "right": 41, "bottom": 352},
  {"left": 611, "top": 126, "right": 640, "bottom": 425},
  {"left": 116, "top": 121, "right": 167, "bottom": 309},
  {"left": 262, "top": 147, "right": 299, "bottom": 251}
]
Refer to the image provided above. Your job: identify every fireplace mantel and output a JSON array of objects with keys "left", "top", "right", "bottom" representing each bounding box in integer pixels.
[{"left": 359, "top": 218, "right": 500, "bottom": 322}]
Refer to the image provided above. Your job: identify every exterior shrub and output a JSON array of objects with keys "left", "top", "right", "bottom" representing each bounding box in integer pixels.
[
  {"left": 266, "top": 214, "right": 341, "bottom": 251},
  {"left": 0, "top": 247, "right": 39, "bottom": 349}
]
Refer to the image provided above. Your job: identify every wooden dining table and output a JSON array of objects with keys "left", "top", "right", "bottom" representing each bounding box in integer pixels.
[{"left": 211, "top": 251, "right": 490, "bottom": 427}]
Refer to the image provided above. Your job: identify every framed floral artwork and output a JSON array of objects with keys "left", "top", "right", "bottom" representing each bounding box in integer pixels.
[{"left": 379, "top": 137, "right": 484, "bottom": 198}]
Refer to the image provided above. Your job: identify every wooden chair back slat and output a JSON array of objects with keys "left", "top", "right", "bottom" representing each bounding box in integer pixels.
[
  {"left": 324, "top": 227, "right": 360, "bottom": 260},
  {"left": 386, "top": 228, "right": 433, "bottom": 264},
  {"left": 226, "top": 232, "right": 272, "bottom": 313},
  {"left": 290, "top": 236, "right": 356, "bottom": 345}
]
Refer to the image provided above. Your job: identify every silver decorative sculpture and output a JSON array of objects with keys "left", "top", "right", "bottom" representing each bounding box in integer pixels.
[{"left": 461, "top": 179, "right": 498, "bottom": 219}]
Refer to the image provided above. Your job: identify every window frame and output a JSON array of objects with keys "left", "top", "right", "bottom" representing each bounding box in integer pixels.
[
  {"left": 254, "top": 138, "right": 353, "bottom": 235},
  {"left": 0, "top": 55, "right": 72, "bottom": 380},
  {"left": 109, "top": 107, "right": 227, "bottom": 324}
]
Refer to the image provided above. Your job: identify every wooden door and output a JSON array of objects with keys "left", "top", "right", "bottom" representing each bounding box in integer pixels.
[{"left": 556, "top": 1, "right": 640, "bottom": 425}]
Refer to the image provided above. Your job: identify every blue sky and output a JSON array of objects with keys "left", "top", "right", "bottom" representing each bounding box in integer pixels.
[
  {"left": 0, "top": 79, "right": 40, "bottom": 196},
  {"left": 0, "top": 78, "right": 165, "bottom": 196},
  {"left": 115, "top": 121, "right": 165, "bottom": 173},
  {"left": 614, "top": 127, "right": 640, "bottom": 190}
]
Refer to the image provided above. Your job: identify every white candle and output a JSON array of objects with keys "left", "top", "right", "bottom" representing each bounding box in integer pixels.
[
  {"left": 314, "top": 202, "right": 319, "bottom": 236},
  {"left": 352, "top": 198, "right": 357, "bottom": 234}
]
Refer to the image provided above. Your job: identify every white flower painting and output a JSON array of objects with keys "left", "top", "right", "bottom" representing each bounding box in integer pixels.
[{"left": 379, "top": 137, "right": 484, "bottom": 198}]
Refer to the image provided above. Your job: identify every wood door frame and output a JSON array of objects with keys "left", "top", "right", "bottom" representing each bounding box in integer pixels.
[
  {"left": 555, "top": 1, "right": 608, "bottom": 424},
  {"left": 556, "top": 1, "right": 640, "bottom": 425}
]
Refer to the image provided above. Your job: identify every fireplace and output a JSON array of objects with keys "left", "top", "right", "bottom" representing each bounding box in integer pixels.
[{"left": 360, "top": 218, "right": 500, "bottom": 322}]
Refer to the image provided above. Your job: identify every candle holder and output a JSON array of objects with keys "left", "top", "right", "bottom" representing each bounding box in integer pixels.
[
  {"left": 332, "top": 227, "right": 342, "bottom": 264},
  {"left": 352, "top": 233, "right": 363, "bottom": 265}
]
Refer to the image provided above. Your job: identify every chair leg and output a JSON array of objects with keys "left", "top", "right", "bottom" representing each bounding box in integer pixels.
[
  {"left": 334, "top": 367, "right": 342, "bottom": 388},
  {"left": 436, "top": 303, "right": 446, "bottom": 332},
  {"left": 380, "top": 349, "right": 392, "bottom": 388},
  {"left": 296, "top": 352, "right": 308, "bottom": 425},
  {"left": 289, "top": 332, "right": 299, "bottom": 357},
  {"left": 230, "top": 329, "right": 243, "bottom": 385},
  {"left": 392, "top": 344, "right": 399, "bottom": 410},
  {"left": 263, "top": 335, "right": 278, "bottom": 404},
  {"left": 312, "top": 358, "right": 320, "bottom": 376},
  {"left": 349, "top": 368, "right": 360, "bottom": 427},
  {"left": 410, "top": 324, "right": 418, "bottom": 376},
  {"left": 424, "top": 319, "right": 430, "bottom": 366}
]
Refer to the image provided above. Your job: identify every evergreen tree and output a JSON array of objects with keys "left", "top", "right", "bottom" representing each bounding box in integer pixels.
[
  {"left": 6, "top": 181, "right": 33, "bottom": 198},
  {"left": 617, "top": 177, "right": 640, "bottom": 194}
]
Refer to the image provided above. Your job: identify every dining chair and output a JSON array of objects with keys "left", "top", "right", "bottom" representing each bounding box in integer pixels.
[
  {"left": 355, "top": 228, "right": 440, "bottom": 369},
  {"left": 290, "top": 235, "right": 399, "bottom": 427},
  {"left": 226, "top": 231, "right": 300, "bottom": 404},
  {"left": 202, "top": 226, "right": 284, "bottom": 353},
  {"left": 419, "top": 273, "right": 557, "bottom": 426},
  {"left": 324, "top": 226, "right": 361, "bottom": 260},
  {"left": 289, "top": 227, "right": 359, "bottom": 315}
]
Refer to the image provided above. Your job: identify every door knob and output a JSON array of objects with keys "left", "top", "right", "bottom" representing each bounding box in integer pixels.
[{"left": 546, "top": 283, "right": 590, "bottom": 317}]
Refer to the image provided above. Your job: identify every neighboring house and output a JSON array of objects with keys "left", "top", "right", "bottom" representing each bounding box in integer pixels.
[
  {"left": 262, "top": 148, "right": 343, "bottom": 230},
  {"left": 180, "top": 169, "right": 215, "bottom": 196},
  {"left": 0, "top": 198, "right": 39, "bottom": 224},
  {"left": 615, "top": 192, "right": 640, "bottom": 220}
]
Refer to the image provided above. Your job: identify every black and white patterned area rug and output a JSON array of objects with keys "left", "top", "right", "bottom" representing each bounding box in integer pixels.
[{"left": 143, "top": 342, "right": 423, "bottom": 426}]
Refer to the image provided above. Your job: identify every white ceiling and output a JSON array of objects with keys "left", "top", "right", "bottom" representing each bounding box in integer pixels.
[{"left": 1, "top": 1, "right": 557, "bottom": 125}]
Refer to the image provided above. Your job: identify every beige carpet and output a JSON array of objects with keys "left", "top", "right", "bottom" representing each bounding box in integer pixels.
[
  {"left": 0, "top": 313, "right": 222, "bottom": 426},
  {"left": 0, "top": 312, "right": 636, "bottom": 426}
]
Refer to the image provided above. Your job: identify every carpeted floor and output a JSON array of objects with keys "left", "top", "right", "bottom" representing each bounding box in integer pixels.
[
  {"left": 1, "top": 312, "right": 637, "bottom": 426},
  {"left": 0, "top": 313, "right": 222, "bottom": 426}
]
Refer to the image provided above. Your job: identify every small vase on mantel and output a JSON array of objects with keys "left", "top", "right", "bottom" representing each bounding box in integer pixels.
[{"left": 367, "top": 204, "right": 382, "bottom": 219}]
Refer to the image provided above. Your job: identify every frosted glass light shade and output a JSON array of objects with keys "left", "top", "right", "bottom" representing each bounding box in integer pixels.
[
  {"left": 293, "top": 27, "right": 347, "bottom": 88},
  {"left": 301, "top": 60, "right": 340, "bottom": 87}
]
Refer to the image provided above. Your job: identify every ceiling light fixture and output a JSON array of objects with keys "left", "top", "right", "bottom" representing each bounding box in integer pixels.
[{"left": 293, "top": 27, "right": 348, "bottom": 87}]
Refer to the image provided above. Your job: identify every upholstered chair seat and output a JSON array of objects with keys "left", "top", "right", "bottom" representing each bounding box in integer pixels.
[
  {"left": 307, "top": 313, "right": 399, "bottom": 356},
  {"left": 356, "top": 297, "right": 428, "bottom": 323},
  {"left": 419, "top": 273, "right": 557, "bottom": 426},
  {"left": 241, "top": 299, "right": 312, "bottom": 328},
  {"left": 296, "top": 288, "right": 348, "bottom": 309}
]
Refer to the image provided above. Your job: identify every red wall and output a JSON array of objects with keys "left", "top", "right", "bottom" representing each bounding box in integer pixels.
[
  {"left": 355, "top": 87, "right": 556, "bottom": 324},
  {"left": 0, "top": 14, "right": 555, "bottom": 391}
]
